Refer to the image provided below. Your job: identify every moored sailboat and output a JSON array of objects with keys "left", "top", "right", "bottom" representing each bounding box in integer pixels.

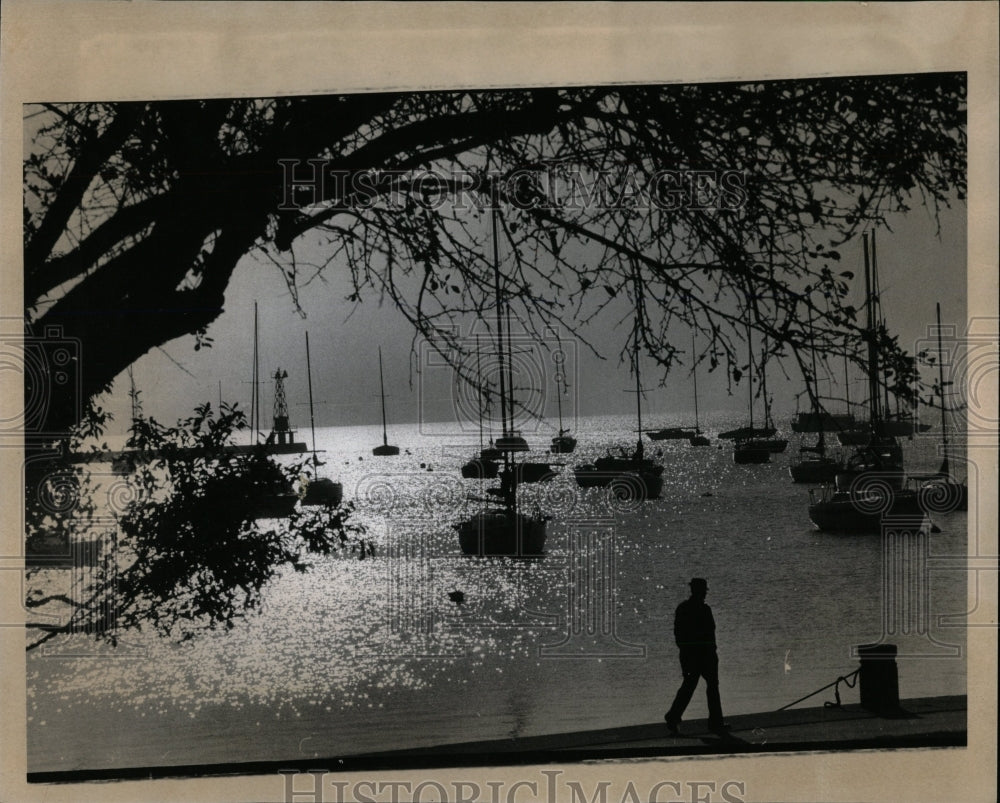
[
  {"left": 300, "top": 332, "right": 343, "bottom": 507},
  {"left": 909, "top": 302, "right": 968, "bottom": 512},
  {"left": 689, "top": 334, "right": 711, "bottom": 447},
  {"left": 790, "top": 308, "right": 842, "bottom": 484},
  {"left": 574, "top": 277, "right": 663, "bottom": 500},
  {"left": 808, "top": 231, "right": 924, "bottom": 532},
  {"left": 455, "top": 207, "right": 547, "bottom": 556},
  {"left": 372, "top": 346, "right": 400, "bottom": 456},
  {"left": 549, "top": 361, "right": 577, "bottom": 454},
  {"left": 461, "top": 339, "right": 500, "bottom": 479}
]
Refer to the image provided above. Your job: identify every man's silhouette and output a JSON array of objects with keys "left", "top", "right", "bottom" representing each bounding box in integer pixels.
[{"left": 664, "top": 577, "right": 728, "bottom": 734}]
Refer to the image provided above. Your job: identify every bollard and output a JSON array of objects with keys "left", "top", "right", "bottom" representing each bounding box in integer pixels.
[{"left": 857, "top": 643, "right": 900, "bottom": 714}]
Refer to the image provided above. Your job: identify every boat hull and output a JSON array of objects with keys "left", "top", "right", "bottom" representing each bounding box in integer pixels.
[
  {"left": 789, "top": 458, "right": 842, "bottom": 484},
  {"left": 456, "top": 511, "right": 546, "bottom": 557},
  {"left": 550, "top": 435, "right": 577, "bottom": 454},
  {"left": 733, "top": 444, "right": 770, "bottom": 464},
  {"left": 719, "top": 426, "right": 777, "bottom": 441},
  {"left": 573, "top": 466, "right": 663, "bottom": 500},
  {"left": 514, "top": 462, "right": 557, "bottom": 484},
  {"left": 372, "top": 444, "right": 400, "bottom": 456},
  {"left": 646, "top": 428, "right": 696, "bottom": 441},
  {"left": 808, "top": 489, "right": 926, "bottom": 533},
  {"left": 791, "top": 413, "right": 857, "bottom": 433},
  {"left": 461, "top": 458, "right": 500, "bottom": 479}
]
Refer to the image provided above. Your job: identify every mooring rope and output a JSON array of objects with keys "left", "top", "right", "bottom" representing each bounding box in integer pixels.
[{"left": 777, "top": 669, "right": 860, "bottom": 712}]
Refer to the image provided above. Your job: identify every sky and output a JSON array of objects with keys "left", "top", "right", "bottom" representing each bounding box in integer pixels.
[{"left": 108, "top": 196, "right": 967, "bottom": 439}]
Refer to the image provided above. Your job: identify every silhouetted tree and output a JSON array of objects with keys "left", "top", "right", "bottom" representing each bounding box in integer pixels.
[{"left": 25, "top": 74, "right": 966, "bottom": 435}]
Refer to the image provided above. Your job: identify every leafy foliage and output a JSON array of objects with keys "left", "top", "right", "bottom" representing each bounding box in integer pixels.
[
  {"left": 23, "top": 76, "right": 966, "bottom": 432},
  {"left": 25, "top": 403, "right": 367, "bottom": 650}
]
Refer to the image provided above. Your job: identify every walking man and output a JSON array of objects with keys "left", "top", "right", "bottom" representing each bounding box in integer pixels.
[{"left": 664, "top": 577, "right": 728, "bottom": 734}]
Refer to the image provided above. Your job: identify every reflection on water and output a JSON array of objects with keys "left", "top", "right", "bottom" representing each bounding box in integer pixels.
[{"left": 27, "top": 413, "right": 968, "bottom": 771}]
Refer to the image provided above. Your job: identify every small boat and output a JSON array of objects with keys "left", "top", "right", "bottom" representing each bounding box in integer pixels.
[
  {"left": 646, "top": 426, "right": 697, "bottom": 441},
  {"left": 689, "top": 334, "right": 711, "bottom": 447},
  {"left": 807, "top": 231, "right": 915, "bottom": 532},
  {"left": 789, "top": 451, "right": 841, "bottom": 483},
  {"left": 455, "top": 206, "right": 546, "bottom": 556},
  {"left": 372, "top": 347, "right": 400, "bottom": 456},
  {"left": 807, "top": 484, "right": 926, "bottom": 533},
  {"left": 732, "top": 326, "right": 785, "bottom": 461},
  {"left": 461, "top": 340, "right": 500, "bottom": 480},
  {"left": 837, "top": 417, "right": 931, "bottom": 443},
  {"left": 461, "top": 458, "right": 500, "bottom": 480},
  {"left": 574, "top": 278, "right": 663, "bottom": 501},
  {"left": 300, "top": 332, "right": 343, "bottom": 507},
  {"left": 733, "top": 439, "right": 771, "bottom": 464},
  {"left": 719, "top": 424, "right": 776, "bottom": 440},
  {"left": 456, "top": 509, "right": 547, "bottom": 557},
  {"left": 910, "top": 303, "right": 967, "bottom": 512},
  {"left": 791, "top": 411, "right": 857, "bottom": 433},
  {"left": 790, "top": 307, "right": 842, "bottom": 484},
  {"left": 549, "top": 364, "right": 577, "bottom": 454}
]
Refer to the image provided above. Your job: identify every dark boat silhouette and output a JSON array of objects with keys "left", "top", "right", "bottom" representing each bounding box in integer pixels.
[
  {"left": 372, "top": 346, "right": 400, "bottom": 456},
  {"left": 790, "top": 307, "right": 843, "bottom": 484},
  {"left": 808, "top": 232, "right": 921, "bottom": 532},
  {"left": 909, "top": 303, "right": 968, "bottom": 512},
  {"left": 574, "top": 266, "right": 663, "bottom": 501},
  {"left": 455, "top": 206, "right": 546, "bottom": 556},
  {"left": 300, "top": 332, "right": 343, "bottom": 507}
]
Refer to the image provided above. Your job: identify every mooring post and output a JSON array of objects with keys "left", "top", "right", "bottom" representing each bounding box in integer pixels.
[{"left": 856, "top": 643, "right": 900, "bottom": 714}]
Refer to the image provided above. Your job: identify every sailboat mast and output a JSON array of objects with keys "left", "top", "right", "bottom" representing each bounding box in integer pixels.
[
  {"left": 306, "top": 331, "right": 318, "bottom": 464},
  {"left": 862, "top": 232, "right": 881, "bottom": 431},
  {"left": 762, "top": 334, "right": 772, "bottom": 429},
  {"left": 843, "top": 348, "right": 852, "bottom": 416},
  {"left": 378, "top": 346, "right": 389, "bottom": 446},
  {"left": 746, "top": 323, "right": 755, "bottom": 431},
  {"left": 491, "top": 206, "right": 509, "bottom": 439},
  {"left": 556, "top": 365, "right": 565, "bottom": 434},
  {"left": 634, "top": 324, "right": 643, "bottom": 453},
  {"left": 476, "top": 336, "right": 485, "bottom": 452},
  {"left": 871, "top": 232, "right": 892, "bottom": 420},
  {"left": 505, "top": 302, "right": 516, "bottom": 437},
  {"left": 936, "top": 302, "right": 951, "bottom": 476},
  {"left": 691, "top": 332, "right": 701, "bottom": 434},
  {"left": 808, "top": 307, "right": 825, "bottom": 451},
  {"left": 252, "top": 301, "right": 260, "bottom": 442}
]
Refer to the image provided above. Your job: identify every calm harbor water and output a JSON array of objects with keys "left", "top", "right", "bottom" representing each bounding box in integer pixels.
[{"left": 26, "top": 412, "right": 968, "bottom": 772}]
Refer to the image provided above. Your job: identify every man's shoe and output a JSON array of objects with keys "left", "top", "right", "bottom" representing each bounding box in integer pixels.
[
  {"left": 708, "top": 721, "right": 731, "bottom": 734},
  {"left": 664, "top": 714, "right": 680, "bottom": 734}
]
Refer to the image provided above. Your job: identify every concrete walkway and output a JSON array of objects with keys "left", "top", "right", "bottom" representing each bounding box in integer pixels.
[
  {"left": 368, "top": 695, "right": 966, "bottom": 761},
  {"left": 27, "top": 696, "right": 966, "bottom": 783}
]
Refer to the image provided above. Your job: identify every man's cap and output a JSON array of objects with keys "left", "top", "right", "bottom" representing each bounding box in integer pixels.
[{"left": 689, "top": 577, "right": 708, "bottom": 590}]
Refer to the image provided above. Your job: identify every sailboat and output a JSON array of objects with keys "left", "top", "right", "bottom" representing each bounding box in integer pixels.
[
  {"left": 461, "top": 338, "right": 500, "bottom": 479},
  {"left": 573, "top": 277, "right": 664, "bottom": 500},
  {"left": 300, "top": 332, "right": 343, "bottom": 507},
  {"left": 794, "top": 346, "right": 857, "bottom": 434},
  {"left": 454, "top": 208, "right": 548, "bottom": 556},
  {"left": 732, "top": 325, "right": 777, "bottom": 463},
  {"left": 836, "top": 235, "right": 929, "bottom": 444},
  {"left": 807, "top": 232, "right": 924, "bottom": 532},
  {"left": 549, "top": 361, "right": 577, "bottom": 454},
  {"left": 646, "top": 347, "right": 698, "bottom": 441},
  {"left": 372, "top": 346, "right": 400, "bottom": 456},
  {"left": 909, "top": 303, "right": 968, "bottom": 511},
  {"left": 789, "top": 308, "right": 843, "bottom": 483},
  {"left": 689, "top": 333, "right": 711, "bottom": 447}
]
